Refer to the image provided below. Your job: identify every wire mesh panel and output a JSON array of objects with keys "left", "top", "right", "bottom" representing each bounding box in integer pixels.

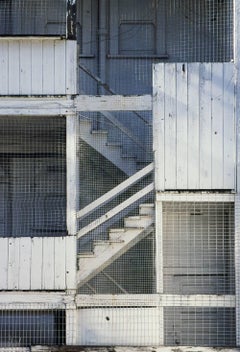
[
  {"left": 164, "top": 307, "right": 236, "bottom": 346},
  {"left": 162, "top": 202, "right": 235, "bottom": 295},
  {"left": 0, "top": 116, "right": 66, "bottom": 237},
  {"left": 0, "top": 307, "right": 65, "bottom": 347},
  {"left": 161, "top": 200, "right": 236, "bottom": 346},
  {"left": 0, "top": 0, "right": 66, "bottom": 36}
]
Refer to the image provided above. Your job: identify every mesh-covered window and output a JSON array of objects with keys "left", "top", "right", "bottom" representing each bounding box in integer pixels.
[
  {"left": 107, "top": 0, "right": 233, "bottom": 61},
  {"left": 0, "top": 116, "right": 66, "bottom": 237},
  {"left": 0, "top": 310, "right": 65, "bottom": 346},
  {"left": 162, "top": 202, "right": 235, "bottom": 295},
  {"left": 0, "top": 0, "right": 66, "bottom": 36}
]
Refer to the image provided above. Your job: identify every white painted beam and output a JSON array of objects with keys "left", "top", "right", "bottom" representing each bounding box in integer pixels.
[
  {"left": 76, "top": 294, "right": 236, "bottom": 308},
  {"left": 75, "top": 94, "right": 152, "bottom": 111},
  {"left": 0, "top": 98, "right": 74, "bottom": 116},
  {"left": 156, "top": 192, "right": 235, "bottom": 202},
  {"left": 0, "top": 95, "right": 152, "bottom": 116},
  {"left": 0, "top": 292, "right": 67, "bottom": 309}
]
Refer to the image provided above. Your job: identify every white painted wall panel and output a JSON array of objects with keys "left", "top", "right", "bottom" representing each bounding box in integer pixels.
[
  {"left": 153, "top": 63, "right": 236, "bottom": 190},
  {"left": 0, "top": 236, "right": 76, "bottom": 290},
  {"left": 0, "top": 38, "right": 77, "bottom": 96},
  {"left": 77, "top": 308, "right": 162, "bottom": 346}
]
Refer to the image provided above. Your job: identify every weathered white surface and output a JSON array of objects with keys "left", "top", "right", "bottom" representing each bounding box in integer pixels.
[
  {"left": 0, "top": 97, "right": 74, "bottom": 116},
  {"left": 77, "top": 307, "right": 162, "bottom": 346},
  {"left": 0, "top": 236, "right": 76, "bottom": 290},
  {"left": 76, "top": 294, "right": 235, "bottom": 308},
  {"left": 0, "top": 38, "right": 77, "bottom": 95},
  {"left": 75, "top": 94, "right": 152, "bottom": 111},
  {"left": 153, "top": 63, "right": 236, "bottom": 191}
]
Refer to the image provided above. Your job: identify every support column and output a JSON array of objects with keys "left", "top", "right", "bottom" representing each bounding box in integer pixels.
[
  {"left": 66, "top": 114, "right": 78, "bottom": 344},
  {"left": 66, "top": 114, "right": 79, "bottom": 236}
]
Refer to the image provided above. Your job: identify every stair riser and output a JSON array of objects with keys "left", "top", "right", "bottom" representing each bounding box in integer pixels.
[
  {"left": 124, "top": 217, "right": 153, "bottom": 228},
  {"left": 139, "top": 207, "right": 154, "bottom": 216}
]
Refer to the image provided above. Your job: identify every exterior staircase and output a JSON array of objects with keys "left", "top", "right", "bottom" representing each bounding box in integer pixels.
[
  {"left": 76, "top": 163, "right": 154, "bottom": 288},
  {"left": 79, "top": 118, "right": 139, "bottom": 176},
  {"left": 77, "top": 203, "right": 154, "bottom": 287}
]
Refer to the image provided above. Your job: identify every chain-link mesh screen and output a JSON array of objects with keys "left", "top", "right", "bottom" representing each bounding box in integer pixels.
[
  {"left": 0, "top": 116, "right": 66, "bottom": 237},
  {"left": 0, "top": 0, "right": 66, "bottom": 36}
]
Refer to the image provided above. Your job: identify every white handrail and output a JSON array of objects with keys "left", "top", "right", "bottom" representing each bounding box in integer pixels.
[
  {"left": 77, "top": 163, "right": 154, "bottom": 220},
  {"left": 77, "top": 182, "right": 154, "bottom": 239}
]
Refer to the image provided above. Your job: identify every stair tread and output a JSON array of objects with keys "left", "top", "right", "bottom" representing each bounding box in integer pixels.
[
  {"left": 126, "top": 215, "right": 153, "bottom": 220},
  {"left": 140, "top": 203, "right": 154, "bottom": 207},
  {"left": 91, "top": 129, "right": 108, "bottom": 134},
  {"left": 78, "top": 252, "right": 95, "bottom": 258},
  {"left": 93, "top": 239, "right": 124, "bottom": 245}
]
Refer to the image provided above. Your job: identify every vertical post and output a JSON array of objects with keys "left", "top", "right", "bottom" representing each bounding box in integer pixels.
[
  {"left": 66, "top": 0, "right": 77, "bottom": 40},
  {"left": 66, "top": 114, "right": 78, "bottom": 344},
  {"left": 155, "top": 198, "right": 164, "bottom": 344},
  {"left": 67, "top": 113, "right": 78, "bottom": 236},
  {"left": 153, "top": 64, "right": 165, "bottom": 344},
  {"left": 66, "top": 300, "right": 78, "bottom": 345}
]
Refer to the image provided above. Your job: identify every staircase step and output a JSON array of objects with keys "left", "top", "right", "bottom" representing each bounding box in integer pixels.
[
  {"left": 106, "top": 142, "right": 122, "bottom": 148},
  {"left": 93, "top": 240, "right": 123, "bottom": 255},
  {"left": 78, "top": 252, "right": 95, "bottom": 259},
  {"left": 124, "top": 215, "right": 153, "bottom": 228},
  {"left": 91, "top": 130, "right": 108, "bottom": 136},
  {"left": 79, "top": 119, "right": 137, "bottom": 176},
  {"left": 109, "top": 228, "right": 140, "bottom": 241},
  {"left": 77, "top": 225, "right": 154, "bottom": 287},
  {"left": 139, "top": 203, "right": 154, "bottom": 216}
]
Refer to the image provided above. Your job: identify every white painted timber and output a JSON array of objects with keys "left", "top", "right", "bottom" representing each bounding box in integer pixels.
[
  {"left": 156, "top": 192, "right": 235, "bottom": 202},
  {"left": 76, "top": 294, "right": 235, "bottom": 308},
  {"left": 0, "top": 38, "right": 77, "bottom": 95},
  {"left": 77, "top": 307, "right": 162, "bottom": 346},
  {"left": 0, "top": 237, "right": 76, "bottom": 290},
  {"left": 67, "top": 114, "right": 79, "bottom": 236},
  {"left": 77, "top": 226, "right": 154, "bottom": 287},
  {"left": 77, "top": 163, "right": 153, "bottom": 220},
  {"left": 75, "top": 94, "right": 152, "bottom": 111},
  {"left": 153, "top": 62, "right": 236, "bottom": 190},
  {"left": 0, "top": 97, "right": 74, "bottom": 116},
  {"left": 0, "top": 94, "right": 152, "bottom": 116},
  {"left": 79, "top": 118, "right": 136, "bottom": 175}
]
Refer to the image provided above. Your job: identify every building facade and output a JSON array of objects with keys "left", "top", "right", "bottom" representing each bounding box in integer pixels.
[{"left": 0, "top": 0, "right": 238, "bottom": 348}]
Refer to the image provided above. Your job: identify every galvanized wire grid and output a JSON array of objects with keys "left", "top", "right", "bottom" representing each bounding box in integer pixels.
[
  {"left": 0, "top": 116, "right": 66, "bottom": 237},
  {"left": 0, "top": 0, "right": 66, "bottom": 36}
]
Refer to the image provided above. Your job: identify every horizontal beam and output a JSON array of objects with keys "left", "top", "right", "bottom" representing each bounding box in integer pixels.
[
  {"left": 156, "top": 192, "right": 235, "bottom": 202},
  {"left": 29, "top": 347, "right": 240, "bottom": 352},
  {"left": 0, "top": 98, "right": 74, "bottom": 116},
  {"left": 75, "top": 94, "right": 152, "bottom": 111},
  {"left": 76, "top": 294, "right": 236, "bottom": 308},
  {"left": 0, "top": 292, "right": 75, "bottom": 309},
  {"left": 0, "top": 95, "right": 153, "bottom": 116}
]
